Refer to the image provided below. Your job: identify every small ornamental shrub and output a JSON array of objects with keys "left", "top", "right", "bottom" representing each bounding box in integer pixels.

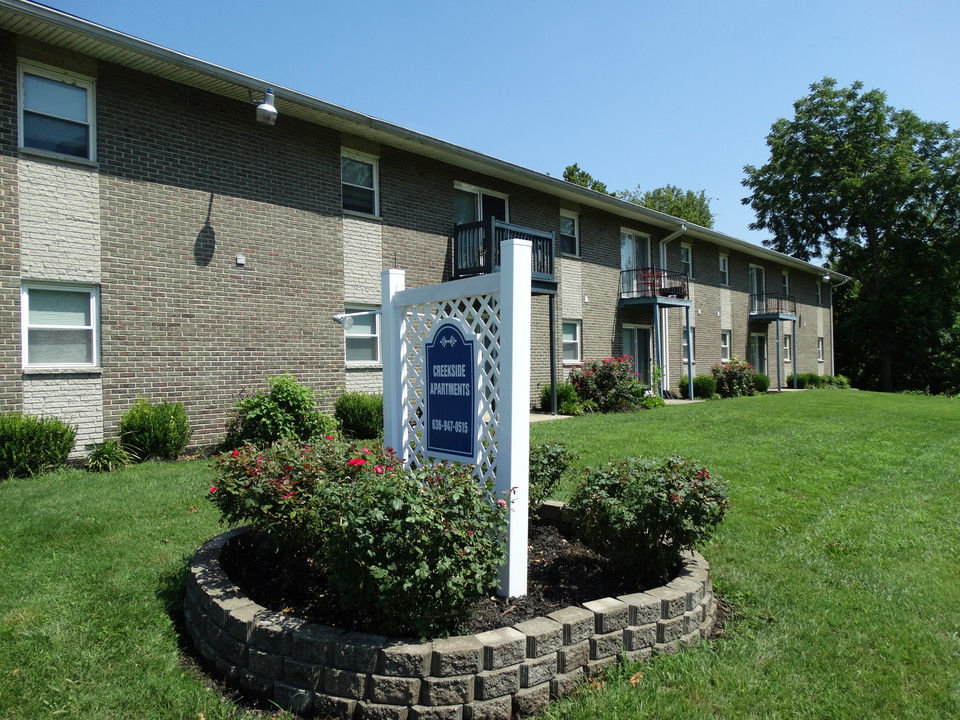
[
  {"left": 529, "top": 441, "right": 578, "bottom": 509},
  {"left": 0, "top": 411, "right": 76, "bottom": 478},
  {"left": 678, "top": 375, "right": 717, "bottom": 400},
  {"left": 753, "top": 372, "right": 771, "bottom": 394},
  {"left": 711, "top": 356, "right": 757, "bottom": 398},
  {"left": 639, "top": 394, "right": 666, "bottom": 410},
  {"left": 210, "top": 438, "right": 508, "bottom": 638},
  {"left": 569, "top": 355, "right": 647, "bottom": 413},
  {"left": 334, "top": 392, "right": 383, "bottom": 439},
  {"left": 570, "top": 456, "right": 728, "bottom": 581},
  {"left": 225, "top": 374, "right": 337, "bottom": 448},
  {"left": 827, "top": 374, "right": 851, "bottom": 389},
  {"left": 539, "top": 382, "right": 583, "bottom": 415},
  {"left": 85, "top": 439, "right": 133, "bottom": 472},
  {"left": 119, "top": 396, "right": 192, "bottom": 461}
]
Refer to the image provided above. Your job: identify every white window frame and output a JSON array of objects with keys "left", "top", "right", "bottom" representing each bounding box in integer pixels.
[
  {"left": 720, "top": 329, "right": 732, "bottom": 362},
  {"left": 341, "top": 149, "right": 380, "bottom": 216},
  {"left": 680, "top": 243, "right": 693, "bottom": 278},
  {"left": 681, "top": 326, "right": 696, "bottom": 365},
  {"left": 562, "top": 320, "right": 582, "bottom": 365},
  {"left": 783, "top": 333, "right": 792, "bottom": 363},
  {"left": 344, "top": 304, "right": 380, "bottom": 365},
  {"left": 559, "top": 209, "right": 580, "bottom": 256},
  {"left": 453, "top": 181, "right": 509, "bottom": 225},
  {"left": 781, "top": 270, "right": 790, "bottom": 296},
  {"left": 22, "top": 281, "right": 100, "bottom": 368},
  {"left": 719, "top": 253, "right": 730, "bottom": 286},
  {"left": 18, "top": 60, "right": 96, "bottom": 162},
  {"left": 818, "top": 336, "right": 825, "bottom": 363}
]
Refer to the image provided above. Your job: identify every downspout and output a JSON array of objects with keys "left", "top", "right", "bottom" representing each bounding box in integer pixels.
[
  {"left": 657, "top": 223, "right": 686, "bottom": 396},
  {"left": 825, "top": 272, "right": 851, "bottom": 377}
]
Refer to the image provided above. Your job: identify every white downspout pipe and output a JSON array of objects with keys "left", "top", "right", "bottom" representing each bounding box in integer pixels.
[
  {"left": 658, "top": 224, "right": 686, "bottom": 395},
  {"left": 825, "top": 272, "right": 851, "bottom": 377}
]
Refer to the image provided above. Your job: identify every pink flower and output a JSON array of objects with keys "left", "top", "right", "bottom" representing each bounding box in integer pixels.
[
  {"left": 374, "top": 465, "right": 385, "bottom": 474},
  {"left": 496, "top": 498, "right": 508, "bottom": 508},
  {"left": 208, "top": 487, "right": 217, "bottom": 493},
  {"left": 361, "top": 447, "right": 371, "bottom": 454},
  {"left": 347, "top": 458, "right": 367, "bottom": 467},
  {"left": 230, "top": 450, "right": 240, "bottom": 458},
  {"left": 325, "top": 435, "right": 336, "bottom": 440}
]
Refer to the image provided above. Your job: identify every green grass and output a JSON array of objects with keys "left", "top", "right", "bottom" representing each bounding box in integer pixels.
[
  {"left": 1, "top": 391, "right": 958, "bottom": 718},
  {"left": 534, "top": 391, "right": 960, "bottom": 719},
  {"left": 0, "top": 460, "right": 293, "bottom": 720}
]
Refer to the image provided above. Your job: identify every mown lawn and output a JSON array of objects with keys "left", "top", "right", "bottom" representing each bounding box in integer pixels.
[{"left": 1, "top": 390, "right": 958, "bottom": 718}]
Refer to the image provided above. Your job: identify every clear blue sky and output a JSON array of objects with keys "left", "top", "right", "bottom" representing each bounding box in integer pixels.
[{"left": 45, "top": 0, "right": 960, "bottom": 245}]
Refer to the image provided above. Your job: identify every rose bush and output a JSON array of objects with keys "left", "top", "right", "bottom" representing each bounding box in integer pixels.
[{"left": 209, "top": 436, "right": 508, "bottom": 638}]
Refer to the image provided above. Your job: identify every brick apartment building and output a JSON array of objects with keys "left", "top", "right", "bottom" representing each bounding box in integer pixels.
[{"left": 0, "top": 0, "right": 847, "bottom": 453}]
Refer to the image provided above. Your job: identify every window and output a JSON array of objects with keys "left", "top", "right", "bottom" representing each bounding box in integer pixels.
[
  {"left": 341, "top": 150, "right": 379, "bottom": 215},
  {"left": 817, "top": 280, "right": 823, "bottom": 305},
  {"left": 681, "top": 326, "right": 696, "bottom": 364},
  {"left": 562, "top": 320, "right": 581, "bottom": 363},
  {"left": 22, "top": 283, "right": 99, "bottom": 367},
  {"left": 559, "top": 210, "right": 579, "bottom": 256},
  {"left": 454, "top": 182, "right": 507, "bottom": 225},
  {"left": 818, "top": 336, "right": 825, "bottom": 362},
  {"left": 719, "top": 253, "right": 729, "bottom": 286},
  {"left": 680, "top": 243, "right": 693, "bottom": 277},
  {"left": 19, "top": 61, "right": 95, "bottom": 161},
  {"left": 720, "top": 330, "right": 732, "bottom": 362},
  {"left": 344, "top": 305, "right": 380, "bottom": 364},
  {"left": 783, "top": 334, "right": 792, "bottom": 362},
  {"left": 781, "top": 271, "right": 790, "bottom": 296}
]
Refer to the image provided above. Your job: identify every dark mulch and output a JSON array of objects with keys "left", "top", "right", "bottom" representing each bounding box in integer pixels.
[{"left": 219, "top": 522, "right": 669, "bottom": 637}]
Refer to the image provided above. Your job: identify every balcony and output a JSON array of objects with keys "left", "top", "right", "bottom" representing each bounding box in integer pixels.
[
  {"left": 619, "top": 267, "right": 690, "bottom": 307},
  {"left": 749, "top": 292, "right": 798, "bottom": 319},
  {"left": 453, "top": 218, "right": 556, "bottom": 294}
]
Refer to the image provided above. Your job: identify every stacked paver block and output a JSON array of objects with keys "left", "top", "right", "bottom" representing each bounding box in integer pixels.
[{"left": 184, "top": 526, "right": 716, "bottom": 719}]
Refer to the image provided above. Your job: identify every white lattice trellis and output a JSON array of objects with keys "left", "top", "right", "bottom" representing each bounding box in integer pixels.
[{"left": 381, "top": 239, "right": 532, "bottom": 597}]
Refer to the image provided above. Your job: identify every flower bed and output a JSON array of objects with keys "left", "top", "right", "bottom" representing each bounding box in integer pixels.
[{"left": 183, "top": 510, "right": 717, "bottom": 719}]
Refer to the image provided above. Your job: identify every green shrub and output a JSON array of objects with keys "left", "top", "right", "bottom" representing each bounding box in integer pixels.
[
  {"left": 529, "top": 441, "right": 578, "bottom": 509},
  {"left": 335, "top": 392, "right": 383, "bottom": 439},
  {"left": 712, "top": 356, "right": 757, "bottom": 398},
  {"left": 570, "top": 456, "right": 728, "bottom": 581},
  {"left": 0, "top": 411, "right": 76, "bottom": 478},
  {"left": 826, "top": 374, "right": 851, "bottom": 389},
  {"left": 539, "top": 382, "right": 582, "bottom": 414},
  {"left": 639, "top": 394, "right": 666, "bottom": 410},
  {"left": 678, "top": 375, "right": 717, "bottom": 399},
  {"left": 569, "top": 356, "right": 647, "bottom": 413},
  {"left": 210, "top": 439, "right": 508, "bottom": 639},
  {"left": 119, "top": 397, "right": 192, "bottom": 461},
  {"left": 226, "top": 374, "right": 337, "bottom": 448},
  {"left": 754, "top": 372, "right": 771, "bottom": 393},
  {"left": 85, "top": 439, "right": 133, "bottom": 472}
]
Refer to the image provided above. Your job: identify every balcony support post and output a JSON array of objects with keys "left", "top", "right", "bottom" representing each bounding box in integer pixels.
[{"left": 684, "top": 305, "right": 693, "bottom": 401}]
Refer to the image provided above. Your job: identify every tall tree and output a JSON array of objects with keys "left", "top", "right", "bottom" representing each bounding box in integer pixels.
[
  {"left": 616, "top": 184, "right": 715, "bottom": 228},
  {"left": 562, "top": 163, "right": 609, "bottom": 194},
  {"left": 742, "top": 78, "right": 960, "bottom": 393}
]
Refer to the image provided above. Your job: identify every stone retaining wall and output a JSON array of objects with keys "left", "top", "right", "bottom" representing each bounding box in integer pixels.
[{"left": 183, "top": 525, "right": 716, "bottom": 719}]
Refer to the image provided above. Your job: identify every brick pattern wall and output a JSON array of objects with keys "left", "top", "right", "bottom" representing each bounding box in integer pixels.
[
  {"left": 0, "top": 33, "right": 23, "bottom": 411},
  {"left": 95, "top": 64, "right": 346, "bottom": 446},
  {"left": 23, "top": 373, "right": 102, "bottom": 453}
]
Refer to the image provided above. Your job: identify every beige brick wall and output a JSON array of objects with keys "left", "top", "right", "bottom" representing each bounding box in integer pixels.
[{"left": 23, "top": 373, "right": 103, "bottom": 455}]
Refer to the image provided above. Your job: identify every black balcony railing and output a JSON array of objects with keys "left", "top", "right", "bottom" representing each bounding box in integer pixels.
[
  {"left": 749, "top": 292, "right": 797, "bottom": 316},
  {"left": 619, "top": 267, "right": 689, "bottom": 301},
  {"left": 453, "top": 218, "right": 555, "bottom": 283}
]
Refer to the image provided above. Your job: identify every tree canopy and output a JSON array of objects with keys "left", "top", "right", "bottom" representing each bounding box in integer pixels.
[
  {"left": 562, "top": 164, "right": 714, "bottom": 228},
  {"left": 742, "top": 77, "right": 960, "bottom": 393},
  {"left": 616, "top": 184, "right": 715, "bottom": 228}
]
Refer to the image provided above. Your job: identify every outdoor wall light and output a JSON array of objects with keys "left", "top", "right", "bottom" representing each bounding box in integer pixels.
[
  {"left": 822, "top": 273, "right": 831, "bottom": 283},
  {"left": 253, "top": 89, "right": 277, "bottom": 126},
  {"left": 332, "top": 309, "right": 381, "bottom": 332}
]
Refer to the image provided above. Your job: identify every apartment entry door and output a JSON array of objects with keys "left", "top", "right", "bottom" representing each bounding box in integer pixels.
[
  {"left": 623, "top": 325, "right": 653, "bottom": 385},
  {"left": 748, "top": 332, "right": 767, "bottom": 375}
]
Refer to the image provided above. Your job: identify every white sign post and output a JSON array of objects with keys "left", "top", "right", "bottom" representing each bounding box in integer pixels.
[{"left": 381, "top": 239, "right": 531, "bottom": 598}]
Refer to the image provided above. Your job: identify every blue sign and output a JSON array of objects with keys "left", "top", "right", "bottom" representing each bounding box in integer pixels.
[{"left": 426, "top": 322, "right": 476, "bottom": 459}]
